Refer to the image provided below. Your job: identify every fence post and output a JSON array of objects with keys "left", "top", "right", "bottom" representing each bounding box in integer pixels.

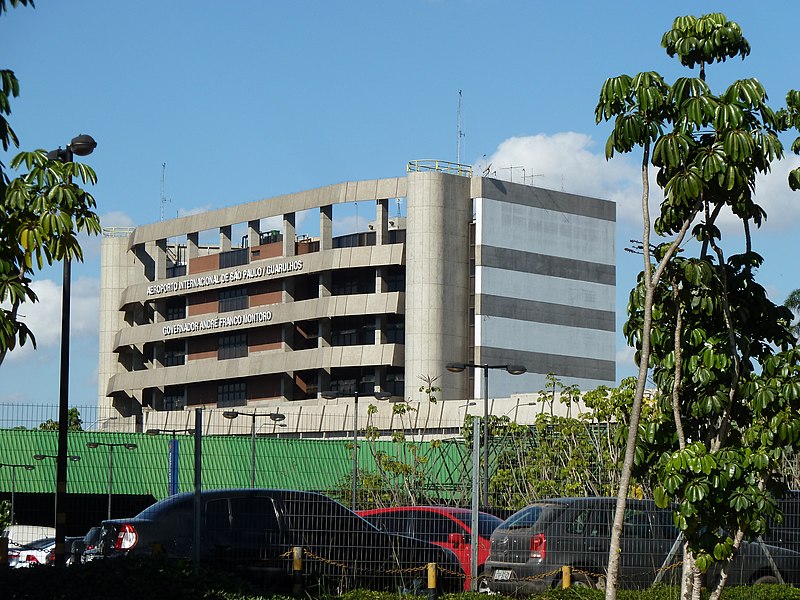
[
  {"left": 427, "top": 562, "right": 437, "bottom": 600},
  {"left": 292, "top": 546, "right": 303, "bottom": 597},
  {"left": 0, "top": 537, "right": 7, "bottom": 568},
  {"left": 561, "top": 565, "right": 571, "bottom": 589}
]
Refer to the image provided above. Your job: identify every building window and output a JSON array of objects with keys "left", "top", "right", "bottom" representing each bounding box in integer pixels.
[
  {"left": 385, "top": 266, "right": 405, "bottom": 292},
  {"left": 219, "top": 286, "right": 248, "bottom": 313},
  {"left": 164, "top": 385, "right": 186, "bottom": 411},
  {"left": 218, "top": 381, "right": 246, "bottom": 408},
  {"left": 165, "top": 297, "right": 186, "bottom": 321},
  {"left": 329, "top": 378, "right": 358, "bottom": 395},
  {"left": 219, "top": 333, "right": 248, "bottom": 360},
  {"left": 331, "top": 317, "right": 375, "bottom": 346},
  {"left": 164, "top": 340, "right": 186, "bottom": 366},
  {"left": 166, "top": 264, "right": 187, "bottom": 278},
  {"left": 331, "top": 268, "right": 376, "bottom": 296},
  {"left": 386, "top": 369, "right": 404, "bottom": 397},
  {"left": 384, "top": 318, "right": 404, "bottom": 344},
  {"left": 219, "top": 247, "right": 249, "bottom": 269},
  {"left": 332, "top": 231, "right": 376, "bottom": 249}
]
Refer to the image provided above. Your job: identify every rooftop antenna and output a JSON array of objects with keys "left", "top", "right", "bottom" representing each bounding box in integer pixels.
[
  {"left": 524, "top": 170, "right": 545, "bottom": 186},
  {"left": 160, "top": 163, "right": 171, "bottom": 221},
  {"left": 457, "top": 90, "right": 465, "bottom": 165},
  {"left": 499, "top": 166, "right": 523, "bottom": 183}
]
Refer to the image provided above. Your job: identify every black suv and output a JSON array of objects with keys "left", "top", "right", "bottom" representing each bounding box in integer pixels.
[
  {"left": 98, "top": 489, "right": 462, "bottom": 593},
  {"left": 485, "top": 497, "right": 800, "bottom": 594}
]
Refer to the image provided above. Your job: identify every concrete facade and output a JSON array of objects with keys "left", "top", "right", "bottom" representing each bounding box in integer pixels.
[{"left": 98, "top": 168, "right": 615, "bottom": 432}]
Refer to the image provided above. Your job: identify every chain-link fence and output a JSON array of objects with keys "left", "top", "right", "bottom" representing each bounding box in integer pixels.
[{"left": 1, "top": 403, "right": 798, "bottom": 593}]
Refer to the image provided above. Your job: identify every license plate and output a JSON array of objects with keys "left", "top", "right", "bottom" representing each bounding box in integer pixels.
[{"left": 494, "top": 569, "right": 512, "bottom": 581}]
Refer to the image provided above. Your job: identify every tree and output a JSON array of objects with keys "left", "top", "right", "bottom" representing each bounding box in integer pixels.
[
  {"left": 785, "top": 288, "right": 800, "bottom": 335},
  {"left": 0, "top": 0, "right": 100, "bottom": 365},
  {"left": 596, "top": 13, "right": 800, "bottom": 600},
  {"left": 38, "top": 407, "right": 83, "bottom": 431}
]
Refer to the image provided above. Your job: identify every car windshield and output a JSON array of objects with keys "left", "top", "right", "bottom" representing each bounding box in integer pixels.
[
  {"left": 84, "top": 527, "right": 101, "bottom": 544},
  {"left": 502, "top": 505, "right": 551, "bottom": 529},
  {"left": 477, "top": 513, "right": 503, "bottom": 537},
  {"left": 135, "top": 495, "right": 190, "bottom": 520},
  {"left": 23, "top": 537, "right": 54, "bottom": 549}
]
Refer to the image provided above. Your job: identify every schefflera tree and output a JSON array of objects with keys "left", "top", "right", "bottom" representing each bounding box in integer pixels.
[{"left": 596, "top": 13, "right": 800, "bottom": 600}]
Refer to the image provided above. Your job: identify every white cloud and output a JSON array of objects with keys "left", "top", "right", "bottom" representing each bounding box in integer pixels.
[
  {"left": 476, "top": 134, "right": 800, "bottom": 235},
  {"left": 475, "top": 132, "right": 644, "bottom": 225},
  {"left": 2, "top": 277, "right": 100, "bottom": 363}
]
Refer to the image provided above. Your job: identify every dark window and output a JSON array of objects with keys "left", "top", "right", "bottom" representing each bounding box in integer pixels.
[
  {"left": 567, "top": 507, "right": 610, "bottom": 538},
  {"left": 163, "top": 385, "right": 186, "bottom": 411},
  {"left": 623, "top": 508, "right": 653, "bottom": 539},
  {"left": 386, "top": 369, "right": 404, "bottom": 397},
  {"left": 219, "top": 333, "right": 248, "bottom": 360},
  {"left": 385, "top": 266, "right": 405, "bottom": 292},
  {"left": 166, "top": 264, "right": 187, "bottom": 278},
  {"left": 219, "top": 286, "right": 248, "bottom": 313},
  {"left": 409, "top": 511, "right": 463, "bottom": 543},
  {"left": 331, "top": 317, "right": 375, "bottom": 346},
  {"left": 332, "top": 231, "right": 376, "bottom": 249},
  {"left": 165, "top": 297, "right": 186, "bottom": 321},
  {"left": 219, "top": 248, "right": 249, "bottom": 269},
  {"left": 331, "top": 268, "right": 376, "bottom": 296},
  {"left": 388, "top": 229, "right": 406, "bottom": 244},
  {"left": 329, "top": 378, "right": 358, "bottom": 395},
  {"left": 218, "top": 381, "right": 246, "bottom": 407},
  {"left": 164, "top": 340, "right": 186, "bottom": 367},
  {"left": 384, "top": 317, "right": 404, "bottom": 344}
]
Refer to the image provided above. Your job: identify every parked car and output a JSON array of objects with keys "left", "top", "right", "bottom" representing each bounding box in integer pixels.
[
  {"left": 485, "top": 497, "right": 800, "bottom": 594},
  {"left": 358, "top": 505, "right": 502, "bottom": 590},
  {"left": 2, "top": 525, "right": 55, "bottom": 549},
  {"left": 97, "top": 489, "right": 463, "bottom": 593},
  {"left": 76, "top": 526, "right": 103, "bottom": 563},
  {"left": 60, "top": 536, "right": 87, "bottom": 566},
  {"left": 9, "top": 537, "right": 55, "bottom": 568}
]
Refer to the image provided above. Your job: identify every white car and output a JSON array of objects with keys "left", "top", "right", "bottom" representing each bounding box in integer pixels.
[{"left": 9, "top": 537, "right": 55, "bottom": 568}]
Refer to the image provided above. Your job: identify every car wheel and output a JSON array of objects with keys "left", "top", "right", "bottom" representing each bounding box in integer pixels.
[
  {"left": 476, "top": 571, "right": 493, "bottom": 594},
  {"left": 752, "top": 575, "right": 781, "bottom": 585}
]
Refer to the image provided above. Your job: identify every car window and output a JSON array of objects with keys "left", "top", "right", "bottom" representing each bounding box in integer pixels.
[
  {"left": 503, "top": 505, "right": 545, "bottom": 529},
  {"left": 283, "top": 494, "right": 377, "bottom": 536},
  {"left": 367, "top": 512, "right": 410, "bottom": 536},
  {"left": 410, "top": 511, "right": 464, "bottom": 543},
  {"left": 623, "top": 508, "right": 653, "bottom": 539},
  {"left": 566, "top": 507, "right": 610, "bottom": 537}
]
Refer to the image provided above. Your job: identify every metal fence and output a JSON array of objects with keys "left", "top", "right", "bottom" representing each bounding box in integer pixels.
[{"left": 1, "top": 403, "right": 798, "bottom": 594}]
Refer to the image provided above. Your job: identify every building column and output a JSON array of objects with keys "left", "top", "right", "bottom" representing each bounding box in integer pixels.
[
  {"left": 219, "top": 225, "right": 232, "bottom": 252},
  {"left": 320, "top": 205, "right": 333, "bottom": 250},
  {"left": 404, "top": 172, "right": 472, "bottom": 403},
  {"left": 248, "top": 219, "right": 260, "bottom": 248},
  {"left": 187, "top": 232, "right": 199, "bottom": 260},
  {"left": 376, "top": 199, "right": 389, "bottom": 245}
]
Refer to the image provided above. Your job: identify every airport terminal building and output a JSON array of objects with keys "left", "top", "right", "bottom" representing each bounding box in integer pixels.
[{"left": 98, "top": 164, "right": 615, "bottom": 431}]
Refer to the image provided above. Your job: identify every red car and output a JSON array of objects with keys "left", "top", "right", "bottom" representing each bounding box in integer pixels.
[{"left": 358, "top": 506, "right": 502, "bottom": 591}]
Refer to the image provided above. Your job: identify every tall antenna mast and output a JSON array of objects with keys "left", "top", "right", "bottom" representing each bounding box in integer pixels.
[
  {"left": 160, "top": 163, "right": 171, "bottom": 221},
  {"left": 457, "top": 90, "right": 464, "bottom": 165}
]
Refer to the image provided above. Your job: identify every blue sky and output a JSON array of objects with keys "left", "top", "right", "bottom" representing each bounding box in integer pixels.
[{"left": 1, "top": 1, "right": 799, "bottom": 412}]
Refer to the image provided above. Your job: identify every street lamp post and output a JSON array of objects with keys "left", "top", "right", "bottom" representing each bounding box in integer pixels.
[
  {"left": 321, "top": 388, "right": 391, "bottom": 511},
  {"left": 47, "top": 133, "right": 97, "bottom": 568},
  {"left": 222, "top": 410, "right": 286, "bottom": 488},
  {"left": 146, "top": 428, "right": 195, "bottom": 496},
  {"left": 446, "top": 362, "right": 526, "bottom": 507},
  {"left": 86, "top": 442, "right": 138, "bottom": 521},
  {"left": 0, "top": 463, "right": 35, "bottom": 525},
  {"left": 33, "top": 454, "right": 81, "bottom": 530}
]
